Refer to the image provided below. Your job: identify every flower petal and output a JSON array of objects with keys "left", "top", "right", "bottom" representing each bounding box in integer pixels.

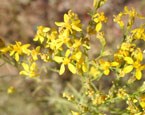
[
  {"left": 135, "top": 69, "right": 142, "bottom": 80},
  {"left": 123, "top": 65, "right": 133, "bottom": 73},
  {"left": 59, "top": 64, "right": 65, "bottom": 75},
  {"left": 95, "top": 22, "right": 102, "bottom": 32},
  {"left": 68, "top": 63, "right": 76, "bottom": 74},
  {"left": 53, "top": 56, "right": 63, "bottom": 63},
  {"left": 124, "top": 57, "right": 134, "bottom": 64}
]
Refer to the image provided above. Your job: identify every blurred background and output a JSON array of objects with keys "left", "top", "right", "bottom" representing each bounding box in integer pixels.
[{"left": 0, "top": 0, "right": 145, "bottom": 115}]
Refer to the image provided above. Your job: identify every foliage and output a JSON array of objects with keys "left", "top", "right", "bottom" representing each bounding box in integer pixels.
[{"left": 0, "top": 0, "right": 145, "bottom": 114}]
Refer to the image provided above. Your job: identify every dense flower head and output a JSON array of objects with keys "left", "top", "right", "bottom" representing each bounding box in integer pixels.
[{"left": 113, "top": 42, "right": 145, "bottom": 80}]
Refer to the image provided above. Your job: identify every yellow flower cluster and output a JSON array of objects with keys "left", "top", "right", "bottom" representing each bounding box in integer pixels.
[
  {"left": 0, "top": 10, "right": 89, "bottom": 77},
  {"left": 132, "top": 26, "right": 145, "bottom": 40},
  {"left": 114, "top": 7, "right": 144, "bottom": 29},
  {"left": 0, "top": 1, "right": 145, "bottom": 114},
  {"left": 114, "top": 42, "right": 145, "bottom": 80},
  {"left": 0, "top": 4, "right": 144, "bottom": 81}
]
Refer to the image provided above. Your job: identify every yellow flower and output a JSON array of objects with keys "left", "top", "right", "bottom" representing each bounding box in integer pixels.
[
  {"left": 114, "top": 43, "right": 136, "bottom": 63},
  {"left": 124, "top": 7, "right": 137, "bottom": 18},
  {"left": 72, "top": 39, "right": 82, "bottom": 49},
  {"left": 132, "top": 27, "right": 145, "bottom": 40},
  {"left": 99, "top": 59, "right": 110, "bottom": 75},
  {"left": 120, "top": 43, "right": 136, "bottom": 52},
  {"left": 124, "top": 7, "right": 141, "bottom": 29},
  {"left": 123, "top": 56, "right": 145, "bottom": 80},
  {"left": 131, "top": 48, "right": 143, "bottom": 62},
  {"left": 71, "top": 51, "right": 82, "bottom": 62},
  {"left": 93, "top": 12, "right": 107, "bottom": 23},
  {"left": 34, "top": 26, "right": 50, "bottom": 43},
  {"left": 89, "top": 66, "right": 101, "bottom": 78},
  {"left": 114, "top": 42, "right": 145, "bottom": 80},
  {"left": 48, "top": 38, "right": 63, "bottom": 51},
  {"left": 8, "top": 42, "right": 30, "bottom": 61},
  {"left": 7, "top": 86, "right": 15, "bottom": 94},
  {"left": 76, "top": 57, "right": 87, "bottom": 73},
  {"left": 31, "top": 46, "right": 40, "bottom": 61},
  {"left": 20, "top": 62, "right": 39, "bottom": 78},
  {"left": 55, "top": 10, "right": 82, "bottom": 36},
  {"left": 113, "top": 13, "right": 124, "bottom": 28},
  {"left": 114, "top": 6, "right": 144, "bottom": 29},
  {"left": 53, "top": 49, "right": 77, "bottom": 75},
  {"left": 96, "top": 32, "right": 106, "bottom": 46},
  {"left": 133, "top": 61, "right": 145, "bottom": 80},
  {"left": 93, "top": 12, "right": 107, "bottom": 32},
  {"left": 40, "top": 53, "right": 50, "bottom": 62}
]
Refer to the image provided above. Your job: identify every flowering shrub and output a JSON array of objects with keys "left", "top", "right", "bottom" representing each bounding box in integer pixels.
[{"left": 0, "top": 0, "right": 145, "bottom": 114}]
